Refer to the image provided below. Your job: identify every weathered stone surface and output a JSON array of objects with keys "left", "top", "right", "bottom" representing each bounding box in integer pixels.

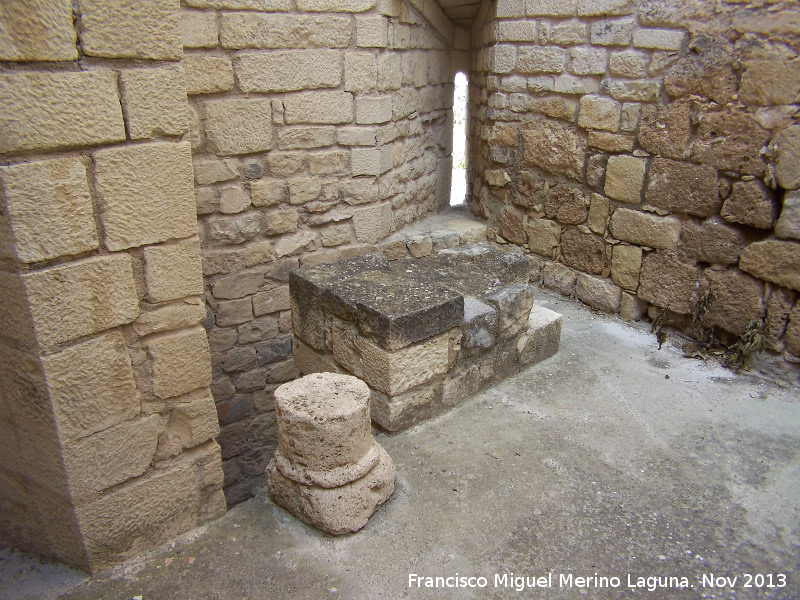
[
  {"left": 526, "top": 218, "right": 561, "bottom": 258},
  {"left": 679, "top": 218, "right": 746, "bottom": 266},
  {"left": 560, "top": 228, "right": 607, "bottom": 275},
  {"left": 638, "top": 100, "right": 691, "bottom": 159},
  {"left": 272, "top": 373, "right": 373, "bottom": 483},
  {"left": 132, "top": 298, "right": 206, "bottom": 337},
  {"left": 277, "top": 127, "right": 336, "bottom": 150},
  {"left": 609, "top": 208, "right": 681, "bottom": 250},
  {"left": 590, "top": 17, "right": 635, "bottom": 45},
  {"left": 692, "top": 108, "right": 769, "bottom": 177},
  {"left": 632, "top": 27, "right": 684, "bottom": 50},
  {"left": 739, "top": 58, "right": 800, "bottom": 106},
  {"left": 462, "top": 297, "right": 498, "bottom": 350},
  {"left": 64, "top": 414, "right": 162, "bottom": 497},
  {"left": 588, "top": 193, "right": 609, "bottom": 234},
  {"left": 775, "top": 125, "right": 800, "bottom": 190},
  {"left": 521, "top": 119, "right": 586, "bottom": 181},
  {"left": 0, "top": 158, "right": 98, "bottom": 263},
  {"left": 266, "top": 442, "right": 394, "bottom": 535},
  {"left": 588, "top": 131, "right": 634, "bottom": 152},
  {"left": 284, "top": 90, "right": 354, "bottom": 125},
  {"left": 570, "top": 47, "right": 606, "bottom": 75},
  {"left": 236, "top": 50, "right": 341, "bottom": 93},
  {"left": 663, "top": 48, "right": 736, "bottom": 104},
  {"left": 220, "top": 13, "right": 351, "bottom": 48},
  {"left": 119, "top": 67, "right": 189, "bottom": 139},
  {"left": 619, "top": 290, "right": 646, "bottom": 321},
  {"left": 143, "top": 237, "right": 204, "bottom": 302},
  {"left": 776, "top": 191, "right": 800, "bottom": 241},
  {"left": 193, "top": 158, "right": 238, "bottom": 185},
  {"left": 76, "top": 443, "right": 226, "bottom": 570},
  {"left": 701, "top": 269, "right": 764, "bottom": 337},
  {"left": 352, "top": 203, "right": 392, "bottom": 244},
  {"left": 297, "top": 0, "right": 376, "bottom": 11},
  {"left": 786, "top": 302, "right": 800, "bottom": 357},
  {"left": 517, "top": 305, "right": 561, "bottom": 365},
  {"left": 497, "top": 206, "right": 527, "bottom": 245},
  {"left": 638, "top": 252, "right": 700, "bottom": 314},
  {"left": 740, "top": 241, "right": 800, "bottom": 292},
  {"left": 721, "top": 180, "right": 777, "bottom": 230},
  {"left": 586, "top": 154, "right": 607, "bottom": 189},
  {"left": 253, "top": 285, "right": 291, "bottom": 317},
  {"left": 527, "top": 0, "right": 577, "bottom": 17},
  {"left": 578, "top": 94, "right": 621, "bottom": 132},
  {"left": 484, "top": 284, "right": 534, "bottom": 334},
  {"left": 0, "top": 0, "right": 77, "bottom": 61},
  {"left": 542, "top": 261, "right": 576, "bottom": 295},
  {"left": 605, "top": 155, "right": 645, "bottom": 204},
  {"left": 204, "top": 98, "right": 273, "bottom": 155},
  {"left": 332, "top": 319, "right": 449, "bottom": 396},
  {"left": 219, "top": 185, "right": 250, "bottom": 214},
  {"left": 182, "top": 55, "right": 235, "bottom": 95},
  {"left": 611, "top": 244, "right": 642, "bottom": 290},
  {"left": 216, "top": 297, "right": 253, "bottom": 327},
  {"left": 147, "top": 328, "right": 212, "bottom": 400},
  {"left": 645, "top": 158, "right": 720, "bottom": 217},
  {"left": 370, "top": 386, "right": 443, "bottom": 432},
  {"left": 609, "top": 49, "right": 649, "bottom": 78},
  {"left": 576, "top": 273, "right": 621, "bottom": 313},
  {"left": 0, "top": 71, "right": 125, "bottom": 155},
  {"left": 22, "top": 254, "right": 139, "bottom": 349},
  {"left": 40, "top": 331, "right": 139, "bottom": 444},
  {"left": 181, "top": 10, "right": 218, "bottom": 48},
  {"left": 545, "top": 185, "right": 589, "bottom": 225},
  {"left": 94, "top": 142, "right": 197, "bottom": 251},
  {"left": 79, "top": 0, "right": 182, "bottom": 59},
  {"left": 166, "top": 389, "right": 220, "bottom": 450},
  {"left": 251, "top": 180, "right": 286, "bottom": 207}
]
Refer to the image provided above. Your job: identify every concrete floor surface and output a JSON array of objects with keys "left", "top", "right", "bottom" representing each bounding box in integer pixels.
[{"left": 2, "top": 289, "right": 799, "bottom": 600}]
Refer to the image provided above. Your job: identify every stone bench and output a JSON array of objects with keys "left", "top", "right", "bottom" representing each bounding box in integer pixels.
[{"left": 290, "top": 243, "right": 562, "bottom": 431}]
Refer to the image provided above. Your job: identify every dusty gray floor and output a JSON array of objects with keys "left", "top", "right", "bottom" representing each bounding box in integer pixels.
[{"left": 2, "top": 288, "right": 799, "bottom": 600}]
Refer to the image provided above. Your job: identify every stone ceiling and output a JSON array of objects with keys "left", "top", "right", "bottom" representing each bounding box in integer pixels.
[{"left": 435, "top": 0, "right": 482, "bottom": 28}]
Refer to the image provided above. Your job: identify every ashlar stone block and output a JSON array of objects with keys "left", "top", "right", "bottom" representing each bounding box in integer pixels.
[
  {"left": 605, "top": 155, "right": 645, "bottom": 203},
  {"left": 143, "top": 237, "right": 204, "bottom": 303},
  {"left": 0, "top": 157, "right": 98, "bottom": 263},
  {"left": 119, "top": 66, "right": 189, "bottom": 140},
  {"left": 79, "top": 0, "right": 182, "bottom": 60},
  {"left": 609, "top": 208, "right": 681, "bottom": 250},
  {"left": 146, "top": 327, "right": 213, "bottom": 400},
  {"left": 94, "top": 142, "right": 197, "bottom": 251},
  {"left": 0, "top": 0, "right": 77, "bottom": 61},
  {"left": 22, "top": 254, "right": 139, "bottom": 349},
  {"left": 236, "top": 50, "right": 341, "bottom": 93},
  {"left": 0, "top": 71, "right": 125, "bottom": 155},
  {"left": 204, "top": 98, "right": 273, "bottom": 155}
]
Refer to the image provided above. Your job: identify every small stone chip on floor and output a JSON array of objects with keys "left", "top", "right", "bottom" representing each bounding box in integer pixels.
[{"left": 266, "top": 372, "right": 395, "bottom": 535}]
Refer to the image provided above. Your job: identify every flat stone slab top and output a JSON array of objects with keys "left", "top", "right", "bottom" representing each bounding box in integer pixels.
[
  {"left": 267, "top": 372, "right": 395, "bottom": 535},
  {"left": 290, "top": 243, "right": 562, "bottom": 431}
]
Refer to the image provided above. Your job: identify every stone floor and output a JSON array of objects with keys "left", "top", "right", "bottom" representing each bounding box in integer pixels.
[{"left": 2, "top": 288, "right": 799, "bottom": 600}]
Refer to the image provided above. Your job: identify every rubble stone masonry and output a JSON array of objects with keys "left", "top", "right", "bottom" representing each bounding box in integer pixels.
[{"left": 469, "top": 0, "right": 800, "bottom": 363}]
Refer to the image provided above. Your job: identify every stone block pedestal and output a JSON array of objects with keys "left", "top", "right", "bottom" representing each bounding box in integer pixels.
[{"left": 266, "top": 373, "right": 395, "bottom": 535}]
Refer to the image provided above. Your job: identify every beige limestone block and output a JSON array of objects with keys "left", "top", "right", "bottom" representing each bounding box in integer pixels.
[
  {"left": 701, "top": 269, "right": 764, "bottom": 337},
  {"left": 23, "top": 254, "right": 139, "bottom": 349},
  {"left": 776, "top": 125, "right": 800, "bottom": 190},
  {"left": 147, "top": 327, "right": 212, "bottom": 399},
  {"left": 632, "top": 28, "right": 685, "bottom": 51},
  {"left": 526, "top": 218, "right": 561, "bottom": 259},
  {"left": 63, "top": 414, "right": 162, "bottom": 497},
  {"left": 721, "top": 180, "right": 777, "bottom": 230},
  {"left": 638, "top": 252, "right": 699, "bottom": 315},
  {"left": 184, "top": 0, "right": 291, "bottom": 7},
  {"left": 605, "top": 155, "right": 645, "bottom": 203},
  {"left": 370, "top": 386, "right": 440, "bottom": 432},
  {"left": 120, "top": 66, "right": 189, "bottom": 140},
  {"left": 0, "top": 157, "right": 98, "bottom": 263},
  {"left": 576, "top": 273, "right": 621, "bottom": 313},
  {"left": 776, "top": 192, "right": 800, "bottom": 241},
  {"left": 94, "top": 142, "right": 197, "bottom": 251},
  {"left": 75, "top": 443, "right": 225, "bottom": 571},
  {"left": 181, "top": 10, "right": 218, "bottom": 48},
  {"left": 579, "top": 95, "right": 621, "bottom": 132},
  {"left": 619, "top": 291, "right": 646, "bottom": 321},
  {"left": 263, "top": 209, "right": 299, "bottom": 236},
  {"left": 293, "top": 338, "right": 342, "bottom": 376},
  {"left": 0, "top": 0, "right": 77, "bottom": 60},
  {"left": 609, "top": 208, "right": 681, "bottom": 250},
  {"left": 277, "top": 126, "right": 336, "bottom": 150},
  {"left": 352, "top": 203, "right": 392, "bottom": 244},
  {"left": 41, "top": 331, "right": 139, "bottom": 444},
  {"left": 739, "top": 58, "right": 800, "bottom": 106},
  {"left": 251, "top": 180, "right": 286, "bottom": 206},
  {"left": 132, "top": 298, "right": 206, "bottom": 337},
  {"left": 611, "top": 244, "right": 642, "bottom": 291},
  {"left": 143, "top": 237, "right": 204, "bottom": 303},
  {"left": 521, "top": 119, "right": 586, "bottom": 181},
  {"left": 0, "top": 271, "right": 37, "bottom": 347},
  {"left": 344, "top": 52, "right": 378, "bottom": 93},
  {"left": 79, "top": 0, "right": 182, "bottom": 59},
  {"left": 204, "top": 98, "right": 273, "bottom": 155},
  {"left": 193, "top": 157, "right": 238, "bottom": 185},
  {"left": 266, "top": 443, "right": 394, "bottom": 535},
  {"left": 220, "top": 13, "right": 351, "bottom": 48},
  {"left": 284, "top": 91, "right": 354, "bottom": 125},
  {"left": 168, "top": 389, "right": 220, "bottom": 449},
  {"left": 219, "top": 185, "right": 251, "bottom": 215},
  {"left": 236, "top": 50, "right": 341, "bottom": 93},
  {"left": 645, "top": 158, "right": 719, "bottom": 217},
  {"left": 356, "top": 15, "right": 388, "bottom": 48},
  {"left": 588, "top": 132, "right": 634, "bottom": 152},
  {"left": 740, "top": 240, "right": 800, "bottom": 292},
  {"left": 527, "top": 0, "right": 577, "bottom": 16},
  {"left": 587, "top": 193, "right": 609, "bottom": 234},
  {"left": 297, "top": 0, "right": 376, "bottom": 11},
  {"left": 182, "top": 55, "right": 235, "bottom": 95},
  {"left": 331, "top": 319, "right": 449, "bottom": 396},
  {"left": 0, "top": 71, "right": 125, "bottom": 155},
  {"left": 356, "top": 96, "right": 392, "bottom": 125},
  {"left": 254, "top": 285, "right": 290, "bottom": 316},
  {"left": 273, "top": 373, "right": 373, "bottom": 480}
]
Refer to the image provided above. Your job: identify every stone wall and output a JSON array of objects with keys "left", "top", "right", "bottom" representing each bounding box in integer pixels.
[
  {"left": 182, "top": 0, "right": 469, "bottom": 504},
  {"left": 0, "top": 0, "right": 225, "bottom": 572},
  {"left": 468, "top": 0, "right": 800, "bottom": 362}
]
